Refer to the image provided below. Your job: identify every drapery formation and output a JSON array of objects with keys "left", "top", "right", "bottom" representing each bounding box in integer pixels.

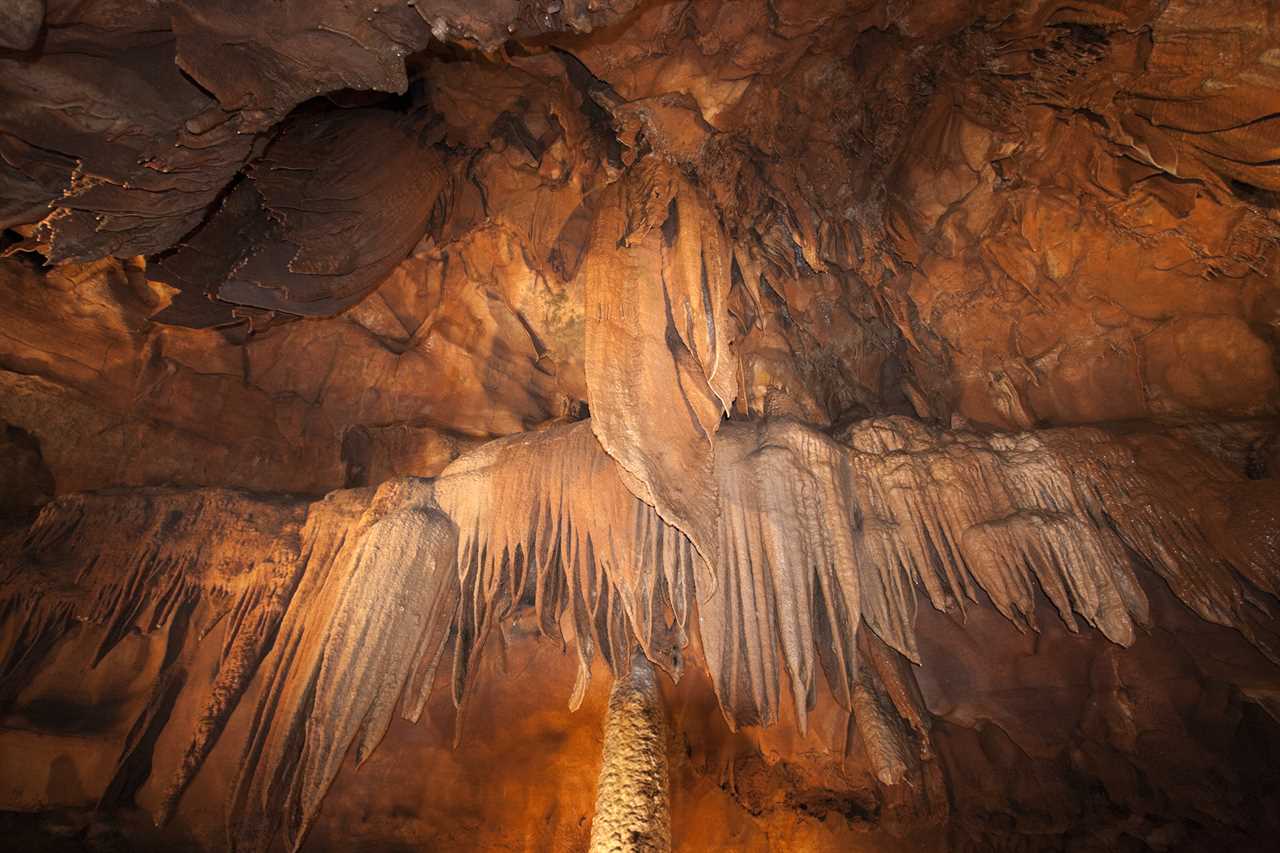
[
  {"left": 583, "top": 162, "right": 738, "bottom": 572},
  {"left": 3, "top": 413, "right": 1277, "bottom": 851},
  {"left": 2, "top": 2, "right": 1278, "bottom": 850},
  {"left": 434, "top": 420, "right": 697, "bottom": 718},
  {"left": 226, "top": 479, "right": 457, "bottom": 852}
]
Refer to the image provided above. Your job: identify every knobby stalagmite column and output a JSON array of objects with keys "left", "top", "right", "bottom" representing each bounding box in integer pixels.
[{"left": 589, "top": 652, "right": 671, "bottom": 853}]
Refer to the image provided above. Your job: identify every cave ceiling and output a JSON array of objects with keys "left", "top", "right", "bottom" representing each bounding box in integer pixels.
[{"left": 1, "top": 1, "right": 1279, "bottom": 851}]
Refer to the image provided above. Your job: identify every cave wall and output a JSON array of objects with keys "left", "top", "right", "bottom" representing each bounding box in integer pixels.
[
  {"left": 1, "top": 1, "right": 1279, "bottom": 851},
  {"left": 3, "top": 1, "right": 1275, "bottom": 495}
]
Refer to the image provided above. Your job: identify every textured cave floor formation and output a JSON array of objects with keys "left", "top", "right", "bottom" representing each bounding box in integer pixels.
[{"left": 2, "top": 0, "right": 1280, "bottom": 851}]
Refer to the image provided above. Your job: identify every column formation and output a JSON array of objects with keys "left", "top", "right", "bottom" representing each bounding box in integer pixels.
[{"left": 589, "top": 652, "right": 671, "bottom": 852}]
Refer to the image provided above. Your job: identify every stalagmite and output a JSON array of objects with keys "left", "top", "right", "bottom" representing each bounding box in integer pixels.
[{"left": 589, "top": 652, "right": 671, "bottom": 853}]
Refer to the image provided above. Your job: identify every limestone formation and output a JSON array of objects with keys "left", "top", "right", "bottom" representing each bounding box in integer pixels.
[
  {"left": 588, "top": 652, "right": 670, "bottom": 853},
  {"left": 1, "top": 0, "right": 1278, "bottom": 850}
]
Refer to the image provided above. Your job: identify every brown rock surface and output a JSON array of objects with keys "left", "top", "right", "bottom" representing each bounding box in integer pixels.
[{"left": 2, "top": 0, "right": 1279, "bottom": 850}]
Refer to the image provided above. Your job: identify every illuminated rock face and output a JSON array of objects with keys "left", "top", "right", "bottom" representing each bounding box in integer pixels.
[{"left": 1, "top": 0, "right": 1279, "bottom": 851}]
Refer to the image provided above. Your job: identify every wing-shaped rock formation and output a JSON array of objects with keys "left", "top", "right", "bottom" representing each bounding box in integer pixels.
[
  {"left": 1, "top": 0, "right": 1278, "bottom": 850},
  {"left": 3, "top": 414, "right": 1277, "bottom": 848}
]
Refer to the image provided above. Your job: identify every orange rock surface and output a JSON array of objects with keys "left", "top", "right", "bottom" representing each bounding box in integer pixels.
[{"left": 2, "top": 1, "right": 1278, "bottom": 850}]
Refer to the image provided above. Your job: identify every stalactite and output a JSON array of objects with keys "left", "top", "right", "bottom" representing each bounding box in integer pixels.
[
  {"left": 1035, "top": 429, "right": 1280, "bottom": 661},
  {"left": 698, "top": 418, "right": 860, "bottom": 732},
  {"left": 847, "top": 629, "right": 933, "bottom": 787},
  {"left": 0, "top": 594, "right": 73, "bottom": 709},
  {"left": 845, "top": 419, "right": 1151, "bottom": 657},
  {"left": 227, "top": 479, "right": 458, "bottom": 853},
  {"left": 0, "top": 489, "right": 305, "bottom": 696},
  {"left": 1, "top": 3, "right": 1278, "bottom": 848},
  {"left": 100, "top": 595, "right": 198, "bottom": 810},
  {"left": 156, "top": 489, "right": 367, "bottom": 825},
  {"left": 672, "top": 414, "right": 1275, "bottom": 738},
  {"left": 434, "top": 420, "right": 694, "bottom": 719},
  {"left": 858, "top": 628, "right": 932, "bottom": 761},
  {"left": 1, "top": 415, "right": 1276, "bottom": 849},
  {"left": 850, "top": 675, "right": 912, "bottom": 786},
  {"left": 842, "top": 418, "right": 1280, "bottom": 665},
  {"left": 589, "top": 652, "right": 671, "bottom": 853}
]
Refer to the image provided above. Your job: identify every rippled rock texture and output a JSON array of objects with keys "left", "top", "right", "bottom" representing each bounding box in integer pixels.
[{"left": 1, "top": 0, "right": 1278, "bottom": 851}]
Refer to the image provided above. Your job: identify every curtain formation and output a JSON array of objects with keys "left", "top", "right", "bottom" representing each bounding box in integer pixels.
[{"left": 3, "top": 413, "right": 1275, "bottom": 851}]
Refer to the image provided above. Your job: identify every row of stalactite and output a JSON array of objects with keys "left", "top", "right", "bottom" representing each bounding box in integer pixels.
[{"left": 2, "top": 415, "right": 1275, "bottom": 851}]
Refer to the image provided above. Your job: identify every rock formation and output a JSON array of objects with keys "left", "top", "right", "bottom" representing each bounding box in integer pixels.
[
  {"left": 1, "top": 1, "right": 1278, "bottom": 851},
  {"left": 589, "top": 652, "right": 671, "bottom": 853}
]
